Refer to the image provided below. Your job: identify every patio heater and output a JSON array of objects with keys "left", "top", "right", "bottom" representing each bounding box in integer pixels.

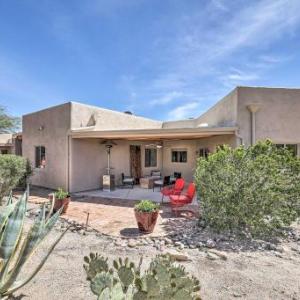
[{"left": 101, "top": 140, "right": 117, "bottom": 191}]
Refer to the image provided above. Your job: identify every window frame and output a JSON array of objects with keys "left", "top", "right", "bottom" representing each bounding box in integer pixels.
[
  {"left": 145, "top": 147, "right": 157, "bottom": 168},
  {"left": 35, "top": 146, "right": 46, "bottom": 168},
  {"left": 198, "top": 148, "right": 210, "bottom": 159},
  {"left": 275, "top": 144, "right": 298, "bottom": 157},
  {"left": 171, "top": 149, "right": 188, "bottom": 163}
]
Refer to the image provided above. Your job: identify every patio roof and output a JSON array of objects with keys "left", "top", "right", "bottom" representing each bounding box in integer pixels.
[{"left": 70, "top": 126, "right": 237, "bottom": 140}]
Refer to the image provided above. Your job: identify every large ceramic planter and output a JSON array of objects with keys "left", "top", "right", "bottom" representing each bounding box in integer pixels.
[
  {"left": 134, "top": 209, "right": 159, "bottom": 233},
  {"left": 54, "top": 196, "right": 71, "bottom": 214}
]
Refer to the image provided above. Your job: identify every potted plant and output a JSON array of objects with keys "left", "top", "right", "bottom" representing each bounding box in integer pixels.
[
  {"left": 54, "top": 188, "right": 70, "bottom": 214},
  {"left": 134, "top": 200, "right": 159, "bottom": 233}
]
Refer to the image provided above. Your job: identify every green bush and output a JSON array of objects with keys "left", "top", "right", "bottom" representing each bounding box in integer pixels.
[
  {"left": 0, "top": 155, "right": 27, "bottom": 204},
  {"left": 195, "top": 140, "right": 300, "bottom": 237},
  {"left": 135, "top": 200, "right": 159, "bottom": 213}
]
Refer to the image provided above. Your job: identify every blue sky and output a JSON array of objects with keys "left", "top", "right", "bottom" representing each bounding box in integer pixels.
[{"left": 1, "top": 0, "right": 300, "bottom": 121}]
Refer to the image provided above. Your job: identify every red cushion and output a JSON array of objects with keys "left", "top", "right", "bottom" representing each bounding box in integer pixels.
[
  {"left": 169, "top": 195, "right": 191, "bottom": 204},
  {"left": 161, "top": 187, "right": 181, "bottom": 196}
]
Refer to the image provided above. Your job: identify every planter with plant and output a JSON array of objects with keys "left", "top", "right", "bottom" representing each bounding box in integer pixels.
[
  {"left": 134, "top": 200, "right": 159, "bottom": 233},
  {"left": 54, "top": 188, "right": 70, "bottom": 214}
]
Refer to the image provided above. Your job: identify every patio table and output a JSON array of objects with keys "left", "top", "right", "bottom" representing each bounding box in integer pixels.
[{"left": 140, "top": 177, "right": 155, "bottom": 189}]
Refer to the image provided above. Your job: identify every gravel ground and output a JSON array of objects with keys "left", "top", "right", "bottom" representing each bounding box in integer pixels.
[{"left": 12, "top": 218, "right": 300, "bottom": 300}]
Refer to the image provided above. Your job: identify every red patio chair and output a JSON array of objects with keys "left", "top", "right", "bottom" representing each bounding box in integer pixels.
[
  {"left": 160, "top": 178, "right": 185, "bottom": 203},
  {"left": 169, "top": 182, "right": 196, "bottom": 216}
]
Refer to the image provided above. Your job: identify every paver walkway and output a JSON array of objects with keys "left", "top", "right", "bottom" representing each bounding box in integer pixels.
[{"left": 18, "top": 187, "right": 199, "bottom": 237}]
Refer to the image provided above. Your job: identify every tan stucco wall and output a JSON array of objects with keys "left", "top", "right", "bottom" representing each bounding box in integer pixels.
[
  {"left": 161, "top": 136, "right": 237, "bottom": 183},
  {"left": 70, "top": 102, "right": 162, "bottom": 130},
  {"left": 161, "top": 140, "right": 197, "bottom": 182},
  {"left": 195, "top": 89, "right": 238, "bottom": 127},
  {"left": 196, "top": 135, "right": 237, "bottom": 152},
  {"left": 22, "top": 103, "right": 71, "bottom": 190},
  {"left": 237, "top": 87, "right": 300, "bottom": 148}
]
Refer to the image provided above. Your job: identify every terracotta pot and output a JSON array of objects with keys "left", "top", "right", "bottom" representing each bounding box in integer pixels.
[
  {"left": 134, "top": 209, "right": 159, "bottom": 233},
  {"left": 54, "top": 196, "right": 71, "bottom": 214}
]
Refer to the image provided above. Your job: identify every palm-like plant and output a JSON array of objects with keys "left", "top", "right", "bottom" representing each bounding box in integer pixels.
[{"left": 0, "top": 191, "right": 68, "bottom": 298}]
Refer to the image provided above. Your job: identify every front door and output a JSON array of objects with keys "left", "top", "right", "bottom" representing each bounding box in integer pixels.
[{"left": 130, "top": 145, "right": 141, "bottom": 183}]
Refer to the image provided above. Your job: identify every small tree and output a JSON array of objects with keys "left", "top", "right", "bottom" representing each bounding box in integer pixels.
[
  {"left": 0, "top": 106, "right": 20, "bottom": 133},
  {"left": 195, "top": 140, "right": 300, "bottom": 237},
  {"left": 0, "top": 155, "right": 27, "bottom": 204}
]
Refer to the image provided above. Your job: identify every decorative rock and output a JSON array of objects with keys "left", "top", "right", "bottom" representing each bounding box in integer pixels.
[
  {"left": 265, "top": 242, "right": 277, "bottom": 251},
  {"left": 127, "top": 240, "right": 136, "bottom": 248},
  {"left": 208, "top": 250, "right": 228, "bottom": 261},
  {"left": 206, "top": 252, "right": 218, "bottom": 260},
  {"left": 164, "top": 237, "right": 173, "bottom": 245},
  {"left": 197, "top": 241, "right": 205, "bottom": 248},
  {"left": 165, "top": 249, "right": 190, "bottom": 261},
  {"left": 206, "top": 239, "right": 216, "bottom": 248}
]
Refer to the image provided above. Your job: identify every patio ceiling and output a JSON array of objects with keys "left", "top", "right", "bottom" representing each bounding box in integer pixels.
[{"left": 70, "top": 126, "right": 237, "bottom": 140}]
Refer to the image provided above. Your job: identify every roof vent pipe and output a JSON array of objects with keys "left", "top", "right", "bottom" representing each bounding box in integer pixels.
[{"left": 124, "top": 111, "right": 133, "bottom": 115}]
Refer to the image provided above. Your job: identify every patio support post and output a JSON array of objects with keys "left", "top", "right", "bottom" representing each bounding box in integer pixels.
[{"left": 247, "top": 104, "right": 261, "bottom": 145}]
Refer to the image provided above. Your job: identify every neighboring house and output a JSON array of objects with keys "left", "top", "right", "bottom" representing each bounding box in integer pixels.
[
  {"left": 22, "top": 86, "right": 300, "bottom": 192},
  {"left": 0, "top": 133, "right": 22, "bottom": 155}
]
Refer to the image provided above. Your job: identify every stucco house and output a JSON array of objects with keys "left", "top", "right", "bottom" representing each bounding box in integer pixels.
[
  {"left": 22, "top": 86, "right": 300, "bottom": 193},
  {"left": 0, "top": 133, "right": 22, "bottom": 155}
]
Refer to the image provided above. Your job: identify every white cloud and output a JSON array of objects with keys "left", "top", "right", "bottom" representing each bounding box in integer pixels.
[
  {"left": 123, "top": 0, "right": 300, "bottom": 118},
  {"left": 150, "top": 91, "right": 183, "bottom": 106},
  {"left": 210, "top": 0, "right": 228, "bottom": 11},
  {"left": 167, "top": 102, "right": 199, "bottom": 120}
]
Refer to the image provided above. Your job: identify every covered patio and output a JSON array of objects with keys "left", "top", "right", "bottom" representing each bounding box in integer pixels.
[{"left": 69, "top": 126, "right": 237, "bottom": 193}]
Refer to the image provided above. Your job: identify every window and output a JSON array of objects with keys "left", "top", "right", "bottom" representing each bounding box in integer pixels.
[
  {"left": 275, "top": 144, "right": 298, "bottom": 157},
  {"left": 35, "top": 146, "right": 46, "bottom": 168},
  {"left": 145, "top": 148, "right": 157, "bottom": 167},
  {"left": 171, "top": 150, "right": 187, "bottom": 163},
  {"left": 1, "top": 150, "right": 8, "bottom": 155},
  {"left": 199, "top": 148, "right": 210, "bottom": 159}
]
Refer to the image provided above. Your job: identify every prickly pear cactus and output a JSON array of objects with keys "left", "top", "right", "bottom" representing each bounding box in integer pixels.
[
  {"left": 113, "top": 257, "right": 136, "bottom": 291},
  {"left": 84, "top": 253, "right": 109, "bottom": 280},
  {"left": 84, "top": 253, "right": 201, "bottom": 300}
]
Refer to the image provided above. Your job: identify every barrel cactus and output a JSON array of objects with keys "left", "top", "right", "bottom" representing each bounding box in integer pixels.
[
  {"left": 0, "top": 191, "right": 67, "bottom": 298},
  {"left": 84, "top": 253, "right": 201, "bottom": 300}
]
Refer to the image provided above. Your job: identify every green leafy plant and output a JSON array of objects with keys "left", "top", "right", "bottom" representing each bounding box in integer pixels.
[
  {"left": 195, "top": 140, "right": 300, "bottom": 237},
  {"left": 0, "top": 155, "right": 27, "bottom": 204},
  {"left": 134, "top": 200, "right": 159, "bottom": 213},
  {"left": 54, "top": 188, "right": 70, "bottom": 200},
  {"left": 84, "top": 253, "right": 201, "bottom": 300},
  {"left": 0, "top": 191, "right": 68, "bottom": 298}
]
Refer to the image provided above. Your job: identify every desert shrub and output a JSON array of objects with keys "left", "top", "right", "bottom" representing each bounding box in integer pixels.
[
  {"left": 195, "top": 140, "right": 300, "bottom": 237},
  {"left": 0, "top": 154, "right": 27, "bottom": 203},
  {"left": 17, "top": 158, "right": 33, "bottom": 189},
  {"left": 84, "top": 253, "right": 201, "bottom": 299}
]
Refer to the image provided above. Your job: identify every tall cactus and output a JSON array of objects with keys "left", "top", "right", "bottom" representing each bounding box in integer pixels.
[
  {"left": 84, "top": 253, "right": 201, "bottom": 300},
  {"left": 0, "top": 191, "right": 68, "bottom": 298}
]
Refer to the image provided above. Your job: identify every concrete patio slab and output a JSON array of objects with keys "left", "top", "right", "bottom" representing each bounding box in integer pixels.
[{"left": 73, "top": 186, "right": 198, "bottom": 204}]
